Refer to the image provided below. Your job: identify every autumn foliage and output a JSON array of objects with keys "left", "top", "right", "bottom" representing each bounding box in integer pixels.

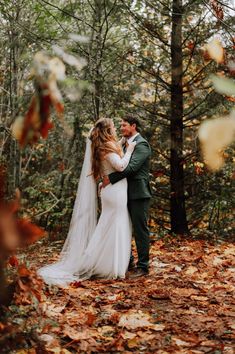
[
  {"left": 12, "top": 53, "right": 65, "bottom": 147},
  {"left": 1, "top": 236, "right": 233, "bottom": 353},
  {"left": 0, "top": 165, "right": 45, "bottom": 308}
]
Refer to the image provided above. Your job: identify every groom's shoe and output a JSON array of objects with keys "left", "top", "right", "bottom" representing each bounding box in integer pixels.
[
  {"left": 128, "top": 261, "right": 136, "bottom": 271},
  {"left": 129, "top": 268, "right": 149, "bottom": 278}
]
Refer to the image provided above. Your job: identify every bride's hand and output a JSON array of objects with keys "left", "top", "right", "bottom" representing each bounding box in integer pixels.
[
  {"left": 127, "top": 141, "right": 136, "bottom": 153},
  {"left": 118, "top": 137, "right": 126, "bottom": 146}
]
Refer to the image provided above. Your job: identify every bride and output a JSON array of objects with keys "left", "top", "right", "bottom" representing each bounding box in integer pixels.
[{"left": 38, "top": 118, "right": 136, "bottom": 286}]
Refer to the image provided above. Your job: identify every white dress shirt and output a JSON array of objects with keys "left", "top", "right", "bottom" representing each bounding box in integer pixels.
[{"left": 127, "top": 133, "right": 139, "bottom": 144}]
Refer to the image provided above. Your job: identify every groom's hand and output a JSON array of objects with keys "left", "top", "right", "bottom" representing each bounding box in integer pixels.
[{"left": 102, "top": 175, "right": 110, "bottom": 188}]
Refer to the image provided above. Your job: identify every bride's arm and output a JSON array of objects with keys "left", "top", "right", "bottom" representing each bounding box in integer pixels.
[{"left": 106, "top": 143, "right": 136, "bottom": 172}]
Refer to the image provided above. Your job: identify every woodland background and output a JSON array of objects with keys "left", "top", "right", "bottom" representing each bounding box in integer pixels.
[
  {"left": 0, "top": 0, "right": 234, "bottom": 238},
  {"left": 0, "top": 0, "right": 235, "bottom": 353}
]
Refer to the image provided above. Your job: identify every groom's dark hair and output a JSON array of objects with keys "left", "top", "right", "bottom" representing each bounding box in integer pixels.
[{"left": 123, "top": 114, "right": 141, "bottom": 132}]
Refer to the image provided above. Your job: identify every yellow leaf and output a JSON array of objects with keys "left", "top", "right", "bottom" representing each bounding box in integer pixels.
[{"left": 127, "top": 337, "right": 139, "bottom": 348}]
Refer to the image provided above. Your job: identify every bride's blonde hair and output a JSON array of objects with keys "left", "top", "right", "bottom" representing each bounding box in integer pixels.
[{"left": 89, "top": 118, "right": 122, "bottom": 180}]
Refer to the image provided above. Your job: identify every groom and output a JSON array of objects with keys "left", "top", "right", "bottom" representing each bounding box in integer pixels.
[{"left": 103, "top": 115, "right": 151, "bottom": 277}]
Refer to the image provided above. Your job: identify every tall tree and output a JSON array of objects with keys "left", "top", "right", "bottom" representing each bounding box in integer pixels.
[
  {"left": 170, "top": 0, "right": 188, "bottom": 233},
  {"left": 119, "top": 0, "right": 233, "bottom": 234}
]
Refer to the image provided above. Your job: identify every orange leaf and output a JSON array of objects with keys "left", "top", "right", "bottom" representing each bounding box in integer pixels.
[
  {"left": 19, "top": 96, "right": 39, "bottom": 147},
  {"left": 187, "top": 41, "right": 195, "bottom": 51},
  {"left": 18, "top": 264, "right": 31, "bottom": 277},
  {"left": 40, "top": 120, "right": 54, "bottom": 139},
  {"left": 16, "top": 218, "right": 45, "bottom": 245},
  {"left": 226, "top": 96, "right": 235, "bottom": 102},
  {"left": 53, "top": 101, "right": 64, "bottom": 115},
  {"left": 85, "top": 312, "right": 96, "bottom": 326},
  {"left": 8, "top": 255, "right": 19, "bottom": 267}
]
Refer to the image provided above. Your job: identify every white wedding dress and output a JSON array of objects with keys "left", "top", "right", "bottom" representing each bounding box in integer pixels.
[{"left": 38, "top": 143, "right": 132, "bottom": 286}]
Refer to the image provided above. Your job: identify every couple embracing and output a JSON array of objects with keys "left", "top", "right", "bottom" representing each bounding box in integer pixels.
[{"left": 38, "top": 115, "right": 151, "bottom": 286}]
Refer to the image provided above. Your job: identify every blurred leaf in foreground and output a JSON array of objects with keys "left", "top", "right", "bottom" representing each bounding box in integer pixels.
[
  {"left": 198, "top": 112, "right": 235, "bottom": 171},
  {"left": 206, "top": 38, "right": 224, "bottom": 64},
  {"left": 12, "top": 52, "right": 66, "bottom": 148},
  {"left": 211, "top": 75, "right": 235, "bottom": 96}
]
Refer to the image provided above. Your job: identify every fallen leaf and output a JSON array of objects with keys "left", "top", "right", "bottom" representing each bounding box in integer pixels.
[
  {"left": 127, "top": 337, "right": 139, "bottom": 348},
  {"left": 151, "top": 324, "right": 165, "bottom": 331},
  {"left": 190, "top": 295, "right": 208, "bottom": 301},
  {"left": 185, "top": 266, "right": 198, "bottom": 275},
  {"left": 173, "top": 337, "right": 195, "bottom": 347},
  {"left": 118, "top": 310, "right": 152, "bottom": 329},
  {"left": 121, "top": 331, "right": 137, "bottom": 340},
  {"left": 62, "top": 325, "right": 97, "bottom": 341}
]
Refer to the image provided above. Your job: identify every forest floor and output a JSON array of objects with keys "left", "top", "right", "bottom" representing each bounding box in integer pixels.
[{"left": 1, "top": 235, "right": 235, "bottom": 353}]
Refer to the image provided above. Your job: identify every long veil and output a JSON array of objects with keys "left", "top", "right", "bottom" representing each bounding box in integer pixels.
[{"left": 38, "top": 132, "right": 97, "bottom": 285}]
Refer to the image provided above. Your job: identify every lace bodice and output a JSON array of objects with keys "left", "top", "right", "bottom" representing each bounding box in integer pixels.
[{"left": 101, "top": 151, "right": 132, "bottom": 175}]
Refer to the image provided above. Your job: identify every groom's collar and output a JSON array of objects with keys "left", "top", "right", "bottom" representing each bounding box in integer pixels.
[{"left": 127, "top": 133, "right": 139, "bottom": 144}]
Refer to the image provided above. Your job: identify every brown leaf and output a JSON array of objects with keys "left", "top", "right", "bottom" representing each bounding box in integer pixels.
[
  {"left": 62, "top": 325, "right": 97, "bottom": 341},
  {"left": 118, "top": 310, "right": 163, "bottom": 330}
]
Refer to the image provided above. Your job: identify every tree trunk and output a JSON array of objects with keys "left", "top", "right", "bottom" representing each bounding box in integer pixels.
[
  {"left": 91, "top": 0, "right": 103, "bottom": 120},
  {"left": 9, "top": 25, "right": 21, "bottom": 193},
  {"left": 170, "top": 0, "right": 188, "bottom": 234}
]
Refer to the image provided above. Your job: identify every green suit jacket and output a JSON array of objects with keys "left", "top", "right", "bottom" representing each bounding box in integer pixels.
[{"left": 109, "top": 134, "right": 152, "bottom": 200}]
